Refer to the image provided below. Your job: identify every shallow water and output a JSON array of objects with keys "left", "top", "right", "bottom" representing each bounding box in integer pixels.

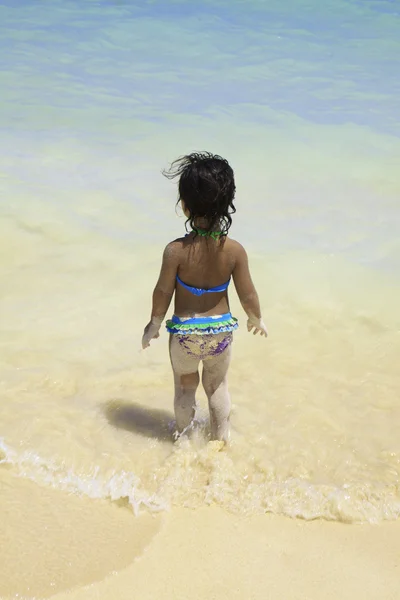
[{"left": 1, "top": 3, "right": 400, "bottom": 579}]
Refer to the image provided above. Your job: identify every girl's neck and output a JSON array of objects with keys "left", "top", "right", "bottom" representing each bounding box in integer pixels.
[
  {"left": 193, "top": 217, "right": 209, "bottom": 228},
  {"left": 192, "top": 217, "right": 221, "bottom": 231}
]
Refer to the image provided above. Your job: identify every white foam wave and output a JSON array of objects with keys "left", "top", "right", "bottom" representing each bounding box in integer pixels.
[
  {"left": 1, "top": 437, "right": 400, "bottom": 523},
  {"left": 0, "top": 437, "right": 167, "bottom": 515}
]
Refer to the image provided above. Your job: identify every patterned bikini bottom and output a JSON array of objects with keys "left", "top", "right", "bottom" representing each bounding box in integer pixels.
[
  {"left": 175, "top": 332, "right": 233, "bottom": 360},
  {"left": 166, "top": 313, "right": 238, "bottom": 360}
]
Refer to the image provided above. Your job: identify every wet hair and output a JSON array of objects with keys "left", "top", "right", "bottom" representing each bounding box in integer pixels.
[{"left": 163, "top": 152, "right": 236, "bottom": 235}]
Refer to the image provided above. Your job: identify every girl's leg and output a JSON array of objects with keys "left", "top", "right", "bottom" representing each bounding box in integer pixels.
[
  {"left": 202, "top": 338, "right": 232, "bottom": 443},
  {"left": 169, "top": 335, "right": 200, "bottom": 434}
]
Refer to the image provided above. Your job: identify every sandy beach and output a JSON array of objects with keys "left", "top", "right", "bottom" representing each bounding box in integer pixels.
[{"left": 2, "top": 477, "right": 400, "bottom": 600}]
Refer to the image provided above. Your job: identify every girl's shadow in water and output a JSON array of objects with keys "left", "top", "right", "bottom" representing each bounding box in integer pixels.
[{"left": 104, "top": 399, "right": 174, "bottom": 442}]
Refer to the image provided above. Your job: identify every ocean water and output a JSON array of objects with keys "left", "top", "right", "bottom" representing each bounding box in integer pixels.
[{"left": 1, "top": 0, "right": 400, "bottom": 541}]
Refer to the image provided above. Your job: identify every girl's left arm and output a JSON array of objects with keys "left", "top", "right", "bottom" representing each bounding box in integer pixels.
[{"left": 142, "top": 242, "right": 179, "bottom": 349}]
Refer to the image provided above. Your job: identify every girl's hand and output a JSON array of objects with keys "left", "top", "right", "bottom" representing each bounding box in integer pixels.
[
  {"left": 247, "top": 317, "right": 268, "bottom": 337},
  {"left": 142, "top": 321, "right": 161, "bottom": 349}
]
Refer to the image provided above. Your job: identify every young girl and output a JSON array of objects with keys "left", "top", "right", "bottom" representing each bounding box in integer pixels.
[{"left": 142, "top": 152, "right": 267, "bottom": 443}]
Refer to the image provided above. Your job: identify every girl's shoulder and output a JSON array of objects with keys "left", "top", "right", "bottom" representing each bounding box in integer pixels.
[
  {"left": 163, "top": 234, "right": 247, "bottom": 259},
  {"left": 222, "top": 236, "right": 247, "bottom": 255},
  {"left": 162, "top": 235, "right": 188, "bottom": 258},
  {"left": 166, "top": 234, "right": 190, "bottom": 249}
]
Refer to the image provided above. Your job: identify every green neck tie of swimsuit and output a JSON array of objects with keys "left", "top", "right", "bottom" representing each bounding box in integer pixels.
[{"left": 192, "top": 226, "right": 224, "bottom": 241}]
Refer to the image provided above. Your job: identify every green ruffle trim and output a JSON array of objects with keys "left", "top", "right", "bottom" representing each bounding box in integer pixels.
[{"left": 166, "top": 317, "right": 238, "bottom": 335}]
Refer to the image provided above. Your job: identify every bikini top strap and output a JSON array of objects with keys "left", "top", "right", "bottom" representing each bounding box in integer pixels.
[{"left": 176, "top": 275, "right": 230, "bottom": 295}]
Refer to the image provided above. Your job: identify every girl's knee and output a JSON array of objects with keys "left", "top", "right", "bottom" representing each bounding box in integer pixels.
[
  {"left": 180, "top": 371, "right": 199, "bottom": 390},
  {"left": 202, "top": 370, "right": 228, "bottom": 397}
]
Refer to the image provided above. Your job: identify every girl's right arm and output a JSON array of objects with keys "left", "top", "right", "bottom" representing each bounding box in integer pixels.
[
  {"left": 232, "top": 243, "right": 267, "bottom": 337},
  {"left": 142, "top": 242, "right": 179, "bottom": 349}
]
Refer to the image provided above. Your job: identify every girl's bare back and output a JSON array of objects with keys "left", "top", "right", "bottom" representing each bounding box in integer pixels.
[{"left": 171, "top": 233, "right": 238, "bottom": 318}]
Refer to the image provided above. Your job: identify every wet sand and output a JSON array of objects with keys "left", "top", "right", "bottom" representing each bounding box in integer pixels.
[{"left": 2, "top": 475, "right": 400, "bottom": 600}]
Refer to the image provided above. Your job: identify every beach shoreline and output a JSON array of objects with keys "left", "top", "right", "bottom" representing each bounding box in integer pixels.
[
  {"left": 52, "top": 507, "right": 400, "bottom": 600},
  {"left": 2, "top": 475, "right": 399, "bottom": 600}
]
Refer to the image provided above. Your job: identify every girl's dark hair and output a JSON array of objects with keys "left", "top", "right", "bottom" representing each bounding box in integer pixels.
[{"left": 163, "top": 152, "right": 236, "bottom": 235}]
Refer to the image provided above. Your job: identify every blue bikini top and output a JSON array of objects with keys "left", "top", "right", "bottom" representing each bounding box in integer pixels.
[{"left": 176, "top": 274, "right": 230, "bottom": 297}]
